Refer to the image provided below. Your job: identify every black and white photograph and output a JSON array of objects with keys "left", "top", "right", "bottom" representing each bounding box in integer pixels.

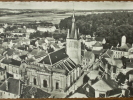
[{"left": 0, "top": 1, "right": 133, "bottom": 98}]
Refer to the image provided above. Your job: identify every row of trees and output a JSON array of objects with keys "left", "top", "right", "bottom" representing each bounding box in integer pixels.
[
  {"left": 59, "top": 11, "right": 133, "bottom": 46},
  {"left": 29, "top": 31, "right": 67, "bottom": 40}
]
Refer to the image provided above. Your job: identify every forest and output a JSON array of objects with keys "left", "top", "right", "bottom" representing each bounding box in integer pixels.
[{"left": 59, "top": 11, "right": 133, "bottom": 47}]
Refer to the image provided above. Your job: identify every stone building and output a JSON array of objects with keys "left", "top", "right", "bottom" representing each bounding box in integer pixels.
[{"left": 26, "top": 48, "right": 82, "bottom": 93}]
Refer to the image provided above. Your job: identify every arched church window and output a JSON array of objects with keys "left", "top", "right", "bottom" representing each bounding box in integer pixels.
[
  {"left": 43, "top": 80, "right": 47, "bottom": 87},
  {"left": 34, "top": 78, "right": 36, "bottom": 85},
  {"left": 56, "top": 82, "right": 59, "bottom": 89}
]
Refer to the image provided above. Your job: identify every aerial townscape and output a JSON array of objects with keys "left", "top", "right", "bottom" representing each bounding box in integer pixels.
[{"left": 0, "top": 2, "right": 133, "bottom": 99}]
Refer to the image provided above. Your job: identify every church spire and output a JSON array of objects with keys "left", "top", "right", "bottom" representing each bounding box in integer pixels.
[
  {"left": 72, "top": 9, "right": 75, "bottom": 23},
  {"left": 70, "top": 9, "right": 76, "bottom": 39},
  {"left": 74, "top": 29, "right": 78, "bottom": 39},
  {"left": 67, "top": 29, "right": 70, "bottom": 38}
]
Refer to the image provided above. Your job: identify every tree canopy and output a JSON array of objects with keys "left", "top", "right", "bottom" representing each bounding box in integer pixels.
[{"left": 59, "top": 11, "right": 133, "bottom": 46}]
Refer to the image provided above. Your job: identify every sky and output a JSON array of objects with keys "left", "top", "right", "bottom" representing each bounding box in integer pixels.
[{"left": 0, "top": 2, "right": 133, "bottom": 10}]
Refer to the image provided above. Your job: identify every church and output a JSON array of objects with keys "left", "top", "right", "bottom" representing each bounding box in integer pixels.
[
  {"left": 66, "top": 11, "right": 82, "bottom": 65},
  {"left": 26, "top": 11, "right": 83, "bottom": 93}
]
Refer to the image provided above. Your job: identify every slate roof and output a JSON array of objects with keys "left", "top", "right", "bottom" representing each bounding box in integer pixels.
[
  {"left": 6, "top": 72, "right": 13, "bottom": 78},
  {"left": 39, "top": 48, "right": 68, "bottom": 65},
  {"left": 51, "top": 58, "right": 76, "bottom": 75},
  {"left": 10, "top": 59, "right": 21, "bottom": 66},
  {"left": 5, "top": 48, "right": 14, "bottom": 56},
  {"left": 1, "top": 58, "right": 11, "bottom": 64},
  {"left": 19, "top": 55, "right": 27, "bottom": 60},
  {"left": 116, "top": 72, "right": 126, "bottom": 85},
  {"left": 21, "top": 85, "right": 51, "bottom": 98},
  {"left": 0, "top": 77, "right": 24, "bottom": 95},
  {"left": 75, "top": 83, "right": 95, "bottom": 98},
  {"left": 107, "top": 88, "right": 122, "bottom": 97},
  {"left": 1, "top": 58, "right": 21, "bottom": 66},
  {"left": 0, "top": 67, "right": 5, "bottom": 72},
  {"left": 17, "top": 46, "right": 25, "bottom": 51}
]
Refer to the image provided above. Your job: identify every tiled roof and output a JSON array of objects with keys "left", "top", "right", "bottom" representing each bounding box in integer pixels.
[
  {"left": 51, "top": 43, "right": 60, "bottom": 48},
  {"left": 38, "top": 39, "right": 45, "bottom": 45},
  {"left": 0, "top": 77, "right": 24, "bottom": 95},
  {"left": 95, "top": 37, "right": 104, "bottom": 41},
  {"left": 92, "top": 74, "right": 118, "bottom": 91},
  {"left": 34, "top": 51, "right": 47, "bottom": 59},
  {"left": 87, "top": 70, "right": 99, "bottom": 80},
  {"left": 12, "top": 39, "right": 20, "bottom": 43},
  {"left": 92, "top": 49, "right": 105, "bottom": 55},
  {"left": 26, "top": 58, "right": 35, "bottom": 63},
  {"left": 69, "top": 92, "right": 88, "bottom": 98},
  {"left": 93, "top": 41, "right": 103, "bottom": 47},
  {"left": 102, "top": 50, "right": 113, "bottom": 58},
  {"left": 5, "top": 48, "right": 14, "bottom": 56},
  {"left": 0, "top": 49, "right": 5, "bottom": 55},
  {"left": 85, "top": 38, "right": 93, "bottom": 42},
  {"left": 83, "top": 51, "right": 94, "bottom": 59},
  {"left": 21, "top": 85, "right": 51, "bottom": 98}
]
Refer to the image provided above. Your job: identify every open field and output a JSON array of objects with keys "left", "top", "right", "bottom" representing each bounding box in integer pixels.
[{"left": 0, "top": 9, "right": 133, "bottom": 24}]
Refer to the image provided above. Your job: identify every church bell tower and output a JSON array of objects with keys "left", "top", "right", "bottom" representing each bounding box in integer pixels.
[{"left": 66, "top": 10, "right": 81, "bottom": 65}]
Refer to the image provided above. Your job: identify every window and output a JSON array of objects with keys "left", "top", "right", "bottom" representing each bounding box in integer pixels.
[
  {"left": 99, "top": 93, "right": 105, "bottom": 98},
  {"left": 56, "top": 82, "right": 59, "bottom": 89},
  {"left": 5, "top": 66, "right": 6, "bottom": 70},
  {"left": 43, "top": 80, "right": 47, "bottom": 87},
  {"left": 34, "top": 78, "right": 36, "bottom": 85}
]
